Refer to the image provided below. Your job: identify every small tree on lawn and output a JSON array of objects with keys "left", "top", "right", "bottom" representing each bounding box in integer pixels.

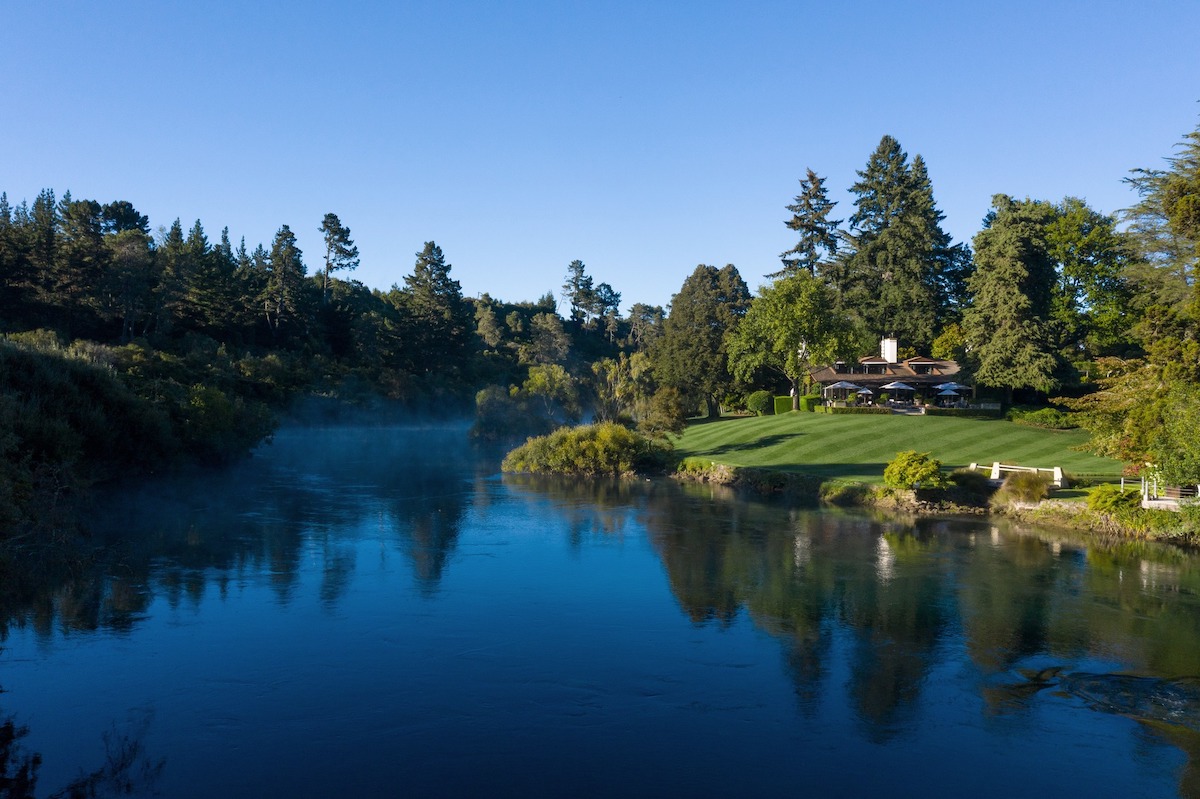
[{"left": 884, "top": 450, "right": 949, "bottom": 490}]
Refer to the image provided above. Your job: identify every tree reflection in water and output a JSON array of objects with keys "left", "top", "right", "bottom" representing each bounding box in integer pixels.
[
  {"left": 4, "top": 429, "right": 1200, "bottom": 795},
  {"left": 0, "top": 702, "right": 163, "bottom": 799},
  {"left": 0, "top": 426, "right": 484, "bottom": 638},
  {"left": 635, "top": 480, "right": 1200, "bottom": 784}
]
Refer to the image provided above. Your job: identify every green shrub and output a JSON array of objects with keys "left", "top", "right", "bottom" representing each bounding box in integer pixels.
[
  {"left": 884, "top": 450, "right": 949, "bottom": 490},
  {"left": 180, "top": 385, "right": 275, "bottom": 465},
  {"left": 5, "top": 328, "right": 64, "bottom": 351},
  {"left": 502, "top": 422, "right": 666, "bottom": 476},
  {"left": 820, "top": 481, "right": 872, "bottom": 506},
  {"left": 815, "top": 405, "right": 891, "bottom": 415},
  {"left": 994, "top": 471, "right": 1052, "bottom": 504},
  {"left": 746, "top": 390, "right": 773, "bottom": 416},
  {"left": 1008, "top": 406, "right": 1078, "bottom": 429},
  {"left": 639, "top": 387, "right": 688, "bottom": 439},
  {"left": 1086, "top": 483, "right": 1142, "bottom": 514},
  {"left": 774, "top": 395, "right": 795, "bottom": 415},
  {"left": 798, "top": 394, "right": 822, "bottom": 412},
  {"left": 950, "top": 468, "right": 994, "bottom": 499},
  {"left": 924, "top": 407, "right": 1005, "bottom": 418}
]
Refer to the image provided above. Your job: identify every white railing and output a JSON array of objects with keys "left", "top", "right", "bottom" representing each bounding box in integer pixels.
[{"left": 968, "top": 462, "right": 1065, "bottom": 488}]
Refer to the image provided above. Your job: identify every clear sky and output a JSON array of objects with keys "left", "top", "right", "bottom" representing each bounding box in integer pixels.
[{"left": 3, "top": 1, "right": 1198, "bottom": 312}]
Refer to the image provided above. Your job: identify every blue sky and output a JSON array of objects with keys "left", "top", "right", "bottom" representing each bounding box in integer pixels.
[{"left": 3, "top": 1, "right": 1198, "bottom": 311}]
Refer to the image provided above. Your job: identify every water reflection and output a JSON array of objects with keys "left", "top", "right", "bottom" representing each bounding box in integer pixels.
[
  {"left": 3, "top": 428, "right": 1200, "bottom": 796},
  {"left": 0, "top": 426, "right": 490, "bottom": 639}
]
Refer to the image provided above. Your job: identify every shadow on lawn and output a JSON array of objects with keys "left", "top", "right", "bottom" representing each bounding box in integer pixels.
[
  {"left": 775, "top": 462, "right": 888, "bottom": 479},
  {"left": 702, "top": 433, "right": 802, "bottom": 455}
]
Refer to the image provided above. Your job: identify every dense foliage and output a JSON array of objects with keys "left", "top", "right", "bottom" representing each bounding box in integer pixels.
[
  {"left": 501, "top": 423, "right": 667, "bottom": 476},
  {"left": 745, "top": 390, "right": 773, "bottom": 416},
  {"left": 883, "top": 450, "right": 950, "bottom": 490},
  {"left": 1007, "top": 406, "right": 1078, "bottom": 429}
]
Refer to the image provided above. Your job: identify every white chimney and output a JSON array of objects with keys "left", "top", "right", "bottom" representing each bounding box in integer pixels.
[{"left": 881, "top": 337, "right": 898, "bottom": 364}]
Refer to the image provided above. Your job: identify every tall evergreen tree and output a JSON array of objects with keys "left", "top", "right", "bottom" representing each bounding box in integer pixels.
[
  {"left": 104, "top": 228, "right": 156, "bottom": 341},
  {"left": 100, "top": 200, "right": 150, "bottom": 235},
  {"left": 397, "top": 241, "right": 472, "bottom": 373},
  {"left": 626, "top": 302, "right": 664, "bottom": 350},
  {"left": 562, "top": 259, "right": 595, "bottom": 326},
  {"left": 962, "top": 195, "right": 1060, "bottom": 401},
  {"left": 56, "top": 197, "right": 106, "bottom": 336},
  {"left": 839, "top": 137, "right": 967, "bottom": 352},
  {"left": 318, "top": 212, "right": 360, "bottom": 304},
  {"left": 28, "top": 189, "right": 59, "bottom": 321},
  {"left": 261, "top": 225, "right": 307, "bottom": 340},
  {"left": 652, "top": 264, "right": 750, "bottom": 418},
  {"left": 908, "top": 155, "right": 973, "bottom": 322},
  {"left": 773, "top": 168, "right": 841, "bottom": 278},
  {"left": 152, "top": 218, "right": 187, "bottom": 334}
]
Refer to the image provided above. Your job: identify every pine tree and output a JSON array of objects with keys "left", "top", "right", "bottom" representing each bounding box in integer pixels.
[
  {"left": 398, "top": 241, "right": 472, "bottom": 373},
  {"left": 261, "top": 225, "right": 307, "bottom": 339},
  {"left": 318, "top": 212, "right": 360, "bottom": 304},
  {"left": 100, "top": 200, "right": 150, "bottom": 235},
  {"left": 104, "top": 228, "right": 155, "bottom": 341},
  {"left": 55, "top": 196, "right": 106, "bottom": 336},
  {"left": 562, "top": 259, "right": 595, "bottom": 326},
  {"left": 28, "top": 189, "right": 58, "bottom": 320},
  {"left": 773, "top": 168, "right": 841, "bottom": 278}
]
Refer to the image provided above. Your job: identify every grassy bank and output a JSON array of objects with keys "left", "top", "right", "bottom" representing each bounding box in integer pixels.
[{"left": 673, "top": 412, "right": 1122, "bottom": 483}]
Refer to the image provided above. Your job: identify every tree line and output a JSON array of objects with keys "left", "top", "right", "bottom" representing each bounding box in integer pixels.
[
  {"left": 648, "top": 123, "right": 1199, "bottom": 484},
  {"left": 1, "top": 115, "right": 1199, "bottom": 532}
]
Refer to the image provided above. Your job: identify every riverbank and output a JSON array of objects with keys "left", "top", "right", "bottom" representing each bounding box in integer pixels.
[{"left": 670, "top": 459, "right": 1200, "bottom": 546}]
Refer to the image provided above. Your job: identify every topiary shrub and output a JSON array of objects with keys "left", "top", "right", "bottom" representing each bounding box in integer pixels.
[
  {"left": 746, "top": 390, "right": 773, "bottom": 416},
  {"left": 798, "top": 394, "right": 822, "bottom": 412},
  {"left": 884, "top": 450, "right": 949, "bottom": 490}
]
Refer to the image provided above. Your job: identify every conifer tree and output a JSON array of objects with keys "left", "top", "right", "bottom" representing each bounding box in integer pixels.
[
  {"left": 398, "top": 241, "right": 472, "bottom": 373},
  {"left": 55, "top": 196, "right": 106, "bottom": 336},
  {"left": 319, "top": 212, "right": 360, "bottom": 305},
  {"left": 152, "top": 218, "right": 187, "bottom": 333},
  {"left": 652, "top": 264, "right": 750, "bottom": 418},
  {"left": 774, "top": 168, "right": 841, "bottom": 278},
  {"left": 962, "top": 195, "right": 1060, "bottom": 401},
  {"left": 562, "top": 259, "right": 595, "bottom": 326},
  {"left": 262, "top": 225, "right": 307, "bottom": 339},
  {"left": 839, "top": 136, "right": 967, "bottom": 352}
]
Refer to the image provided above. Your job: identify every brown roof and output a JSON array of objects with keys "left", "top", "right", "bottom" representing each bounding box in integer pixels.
[{"left": 809, "top": 353, "right": 961, "bottom": 388}]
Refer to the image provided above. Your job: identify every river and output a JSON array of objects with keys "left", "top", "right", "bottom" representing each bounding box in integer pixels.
[{"left": 2, "top": 426, "right": 1199, "bottom": 797}]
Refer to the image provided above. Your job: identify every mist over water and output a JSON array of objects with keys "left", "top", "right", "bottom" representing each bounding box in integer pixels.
[{"left": 2, "top": 426, "right": 1199, "bottom": 797}]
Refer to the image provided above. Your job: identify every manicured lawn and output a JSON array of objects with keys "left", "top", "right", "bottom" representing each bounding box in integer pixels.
[{"left": 673, "top": 412, "right": 1123, "bottom": 483}]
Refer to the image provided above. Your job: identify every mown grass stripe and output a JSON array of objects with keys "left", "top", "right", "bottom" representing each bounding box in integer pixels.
[{"left": 673, "top": 413, "right": 1120, "bottom": 481}]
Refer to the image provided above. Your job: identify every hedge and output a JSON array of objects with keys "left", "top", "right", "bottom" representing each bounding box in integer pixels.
[
  {"left": 773, "top": 395, "right": 793, "bottom": 415},
  {"left": 798, "top": 394, "right": 822, "bottom": 412},
  {"left": 924, "top": 406, "right": 1004, "bottom": 419},
  {"left": 814, "top": 405, "right": 892, "bottom": 415}
]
